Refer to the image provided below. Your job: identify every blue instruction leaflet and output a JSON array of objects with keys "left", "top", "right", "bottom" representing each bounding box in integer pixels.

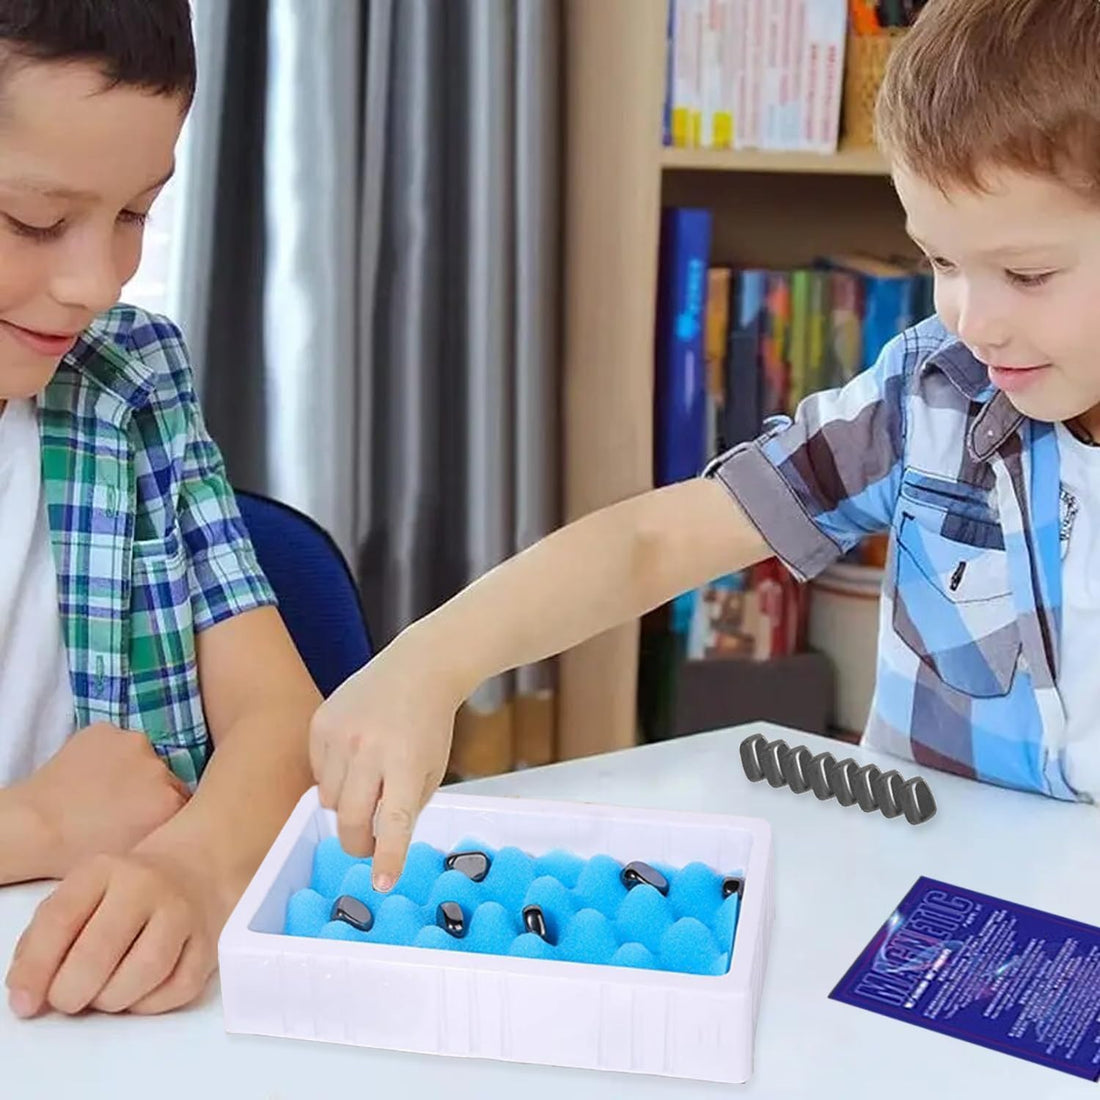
[{"left": 830, "top": 876, "right": 1100, "bottom": 1080}]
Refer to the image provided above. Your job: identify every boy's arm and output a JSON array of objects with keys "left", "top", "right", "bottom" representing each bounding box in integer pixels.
[
  {"left": 134, "top": 606, "right": 320, "bottom": 917},
  {"left": 313, "top": 477, "right": 770, "bottom": 882},
  {"left": 4, "top": 618, "right": 319, "bottom": 1020},
  {"left": 427, "top": 477, "right": 766, "bottom": 696},
  {"left": 0, "top": 789, "right": 54, "bottom": 885},
  {"left": 315, "top": 327, "right": 912, "bottom": 887}
]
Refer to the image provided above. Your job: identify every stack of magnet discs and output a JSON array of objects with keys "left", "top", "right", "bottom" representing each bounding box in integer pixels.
[{"left": 739, "top": 733, "right": 937, "bottom": 825}]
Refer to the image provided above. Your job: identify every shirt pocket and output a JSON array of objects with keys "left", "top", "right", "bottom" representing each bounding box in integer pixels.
[{"left": 892, "top": 509, "right": 1023, "bottom": 698}]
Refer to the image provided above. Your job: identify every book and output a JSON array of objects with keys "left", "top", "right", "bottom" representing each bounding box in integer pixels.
[
  {"left": 655, "top": 207, "right": 713, "bottom": 487},
  {"left": 724, "top": 269, "right": 767, "bottom": 447}
]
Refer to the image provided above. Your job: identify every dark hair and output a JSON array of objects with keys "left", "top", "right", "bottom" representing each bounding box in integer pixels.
[{"left": 0, "top": 0, "right": 195, "bottom": 104}]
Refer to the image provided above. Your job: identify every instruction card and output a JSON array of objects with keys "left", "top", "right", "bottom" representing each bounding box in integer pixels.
[{"left": 830, "top": 876, "right": 1100, "bottom": 1080}]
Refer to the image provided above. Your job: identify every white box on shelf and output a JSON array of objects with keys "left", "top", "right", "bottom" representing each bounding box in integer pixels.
[{"left": 218, "top": 787, "right": 774, "bottom": 1085}]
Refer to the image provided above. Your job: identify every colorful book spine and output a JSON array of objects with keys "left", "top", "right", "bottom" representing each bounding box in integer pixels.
[
  {"left": 761, "top": 272, "right": 791, "bottom": 416},
  {"left": 704, "top": 266, "right": 733, "bottom": 458},
  {"left": 670, "top": 0, "right": 705, "bottom": 147},
  {"left": 724, "top": 269, "right": 767, "bottom": 447},
  {"left": 655, "top": 207, "right": 712, "bottom": 487},
  {"left": 802, "top": 0, "right": 848, "bottom": 153}
]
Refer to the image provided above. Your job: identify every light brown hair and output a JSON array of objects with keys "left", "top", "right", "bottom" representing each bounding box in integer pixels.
[{"left": 875, "top": 0, "right": 1100, "bottom": 198}]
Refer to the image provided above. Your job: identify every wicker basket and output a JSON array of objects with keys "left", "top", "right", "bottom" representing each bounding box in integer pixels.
[{"left": 841, "top": 29, "right": 908, "bottom": 148}]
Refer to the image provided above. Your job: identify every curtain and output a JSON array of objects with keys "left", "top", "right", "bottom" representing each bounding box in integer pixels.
[{"left": 172, "top": 0, "right": 562, "bottom": 774}]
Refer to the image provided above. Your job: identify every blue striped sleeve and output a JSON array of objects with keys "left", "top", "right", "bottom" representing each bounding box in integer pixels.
[{"left": 705, "top": 332, "right": 909, "bottom": 581}]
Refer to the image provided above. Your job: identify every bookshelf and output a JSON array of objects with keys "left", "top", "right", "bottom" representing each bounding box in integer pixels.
[
  {"left": 659, "top": 145, "right": 890, "bottom": 175},
  {"left": 556, "top": 0, "right": 910, "bottom": 763}
]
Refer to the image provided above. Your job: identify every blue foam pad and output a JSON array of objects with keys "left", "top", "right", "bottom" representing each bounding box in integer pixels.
[
  {"left": 426, "top": 868, "right": 483, "bottom": 913},
  {"left": 713, "top": 893, "right": 741, "bottom": 948},
  {"left": 312, "top": 836, "right": 361, "bottom": 898},
  {"left": 479, "top": 846, "right": 538, "bottom": 911},
  {"left": 509, "top": 932, "right": 555, "bottom": 960},
  {"left": 465, "top": 901, "right": 520, "bottom": 955},
  {"left": 660, "top": 917, "right": 724, "bottom": 976},
  {"left": 614, "top": 884, "right": 674, "bottom": 955},
  {"left": 319, "top": 919, "right": 370, "bottom": 942},
  {"left": 572, "top": 854, "right": 629, "bottom": 918},
  {"left": 611, "top": 942, "right": 658, "bottom": 970},
  {"left": 337, "top": 863, "right": 384, "bottom": 909},
  {"left": 533, "top": 848, "right": 585, "bottom": 888},
  {"left": 286, "top": 888, "right": 332, "bottom": 937},
  {"left": 668, "top": 861, "right": 725, "bottom": 923},
  {"left": 394, "top": 842, "right": 446, "bottom": 905},
  {"left": 286, "top": 837, "right": 745, "bottom": 976},
  {"left": 369, "top": 894, "right": 424, "bottom": 945},
  {"left": 413, "top": 924, "right": 460, "bottom": 951},
  {"left": 558, "top": 907, "right": 621, "bottom": 965}
]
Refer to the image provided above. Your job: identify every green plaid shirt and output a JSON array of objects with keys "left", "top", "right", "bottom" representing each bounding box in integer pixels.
[{"left": 38, "top": 305, "right": 276, "bottom": 788}]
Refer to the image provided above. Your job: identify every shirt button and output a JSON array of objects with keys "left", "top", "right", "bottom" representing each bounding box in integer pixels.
[{"left": 92, "top": 654, "right": 107, "bottom": 696}]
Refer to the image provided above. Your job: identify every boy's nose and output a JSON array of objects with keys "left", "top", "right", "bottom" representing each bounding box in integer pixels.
[
  {"left": 955, "top": 301, "right": 1010, "bottom": 358},
  {"left": 51, "top": 264, "right": 123, "bottom": 318},
  {"left": 49, "top": 234, "right": 125, "bottom": 318}
]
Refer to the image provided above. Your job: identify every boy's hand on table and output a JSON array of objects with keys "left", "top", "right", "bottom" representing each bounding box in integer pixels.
[
  {"left": 12, "top": 723, "right": 190, "bottom": 879},
  {"left": 5, "top": 839, "right": 225, "bottom": 1018},
  {"left": 310, "top": 630, "right": 457, "bottom": 891}
]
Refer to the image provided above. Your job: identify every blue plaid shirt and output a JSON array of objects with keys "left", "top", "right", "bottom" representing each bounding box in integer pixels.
[{"left": 708, "top": 315, "right": 1082, "bottom": 802}]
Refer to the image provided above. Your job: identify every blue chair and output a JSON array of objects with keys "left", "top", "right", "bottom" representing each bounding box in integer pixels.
[{"left": 234, "top": 489, "right": 373, "bottom": 697}]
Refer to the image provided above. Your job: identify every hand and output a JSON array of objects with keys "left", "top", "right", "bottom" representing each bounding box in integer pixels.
[
  {"left": 14, "top": 723, "right": 190, "bottom": 879},
  {"left": 5, "top": 846, "right": 222, "bottom": 1018},
  {"left": 309, "top": 633, "right": 457, "bottom": 889}
]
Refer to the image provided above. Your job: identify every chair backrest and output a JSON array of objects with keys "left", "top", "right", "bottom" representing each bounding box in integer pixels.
[{"left": 234, "top": 489, "right": 373, "bottom": 697}]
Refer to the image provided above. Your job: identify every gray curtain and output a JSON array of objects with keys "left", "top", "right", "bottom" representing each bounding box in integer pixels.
[{"left": 174, "top": 0, "right": 561, "bottom": 714}]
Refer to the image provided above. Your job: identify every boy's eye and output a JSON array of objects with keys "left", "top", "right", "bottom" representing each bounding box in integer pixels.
[
  {"left": 1006, "top": 270, "right": 1055, "bottom": 288},
  {"left": 118, "top": 209, "right": 150, "bottom": 229},
  {"left": 5, "top": 214, "right": 65, "bottom": 242},
  {"left": 928, "top": 255, "right": 956, "bottom": 273},
  {"left": 5, "top": 209, "right": 149, "bottom": 242}
]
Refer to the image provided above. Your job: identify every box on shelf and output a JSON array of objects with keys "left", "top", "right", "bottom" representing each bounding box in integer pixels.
[{"left": 840, "top": 28, "right": 907, "bottom": 148}]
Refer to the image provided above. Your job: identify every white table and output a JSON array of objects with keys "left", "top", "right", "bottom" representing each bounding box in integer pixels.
[{"left": 4, "top": 722, "right": 1098, "bottom": 1098}]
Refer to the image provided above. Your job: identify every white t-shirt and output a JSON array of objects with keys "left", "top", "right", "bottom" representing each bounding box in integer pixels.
[
  {"left": 1055, "top": 422, "right": 1100, "bottom": 800},
  {"left": 0, "top": 399, "right": 75, "bottom": 786}
]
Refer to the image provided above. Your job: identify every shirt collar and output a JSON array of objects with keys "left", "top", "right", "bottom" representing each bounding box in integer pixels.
[
  {"left": 59, "top": 311, "right": 158, "bottom": 415},
  {"left": 921, "top": 337, "right": 1024, "bottom": 462}
]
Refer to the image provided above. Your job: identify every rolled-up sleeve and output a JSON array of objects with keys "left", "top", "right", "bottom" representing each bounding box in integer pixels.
[
  {"left": 141, "top": 318, "right": 277, "bottom": 630},
  {"left": 705, "top": 332, "right": 909, "bottom": 581}
]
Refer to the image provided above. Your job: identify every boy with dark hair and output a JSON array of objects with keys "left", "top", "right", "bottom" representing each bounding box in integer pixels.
[{"left": 0, "top": 1, "right": 319, "bottom": 1018}]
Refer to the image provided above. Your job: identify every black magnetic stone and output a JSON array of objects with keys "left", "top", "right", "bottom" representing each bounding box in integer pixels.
[
  {"left": 523, "top": 904, "right": 550, "bottom": 941},
  {"left": 621, "top": 860, "right": 670, "bottom": 896},
  {"left": 445, "top": 850, "right": 491, "bottom": 882},
  {"left": 852, "top": 764, "right": 882, "bottom": 812},
  {"left": 722, "top": 876, "right": 743, "bottom": 899},
  {"left": 808, "top": 751, "right": 837, "bottom": 800},
  {"left": 899, "top": 776, "right": 937, "bottom": 825},
  {"left": 331, "top": 894, "right": 374, "bottom": 932},
  {"left": 872, "top": 770, "right": 905, "bottom": 819},
  {"left": 826, "top": 757, "right": 859, "bottom": 806},
  {"left": 739, "top": 733, "right": 768, "bottom": 782},
  {"left": 761, "top": 738, "right": 790, "bottom": 788},
  {"left": 437, "top": 901, "right": 466, "bottom": 938},
  {"left": 780, "top": 744, "right": 814, "bottom": 794}
]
